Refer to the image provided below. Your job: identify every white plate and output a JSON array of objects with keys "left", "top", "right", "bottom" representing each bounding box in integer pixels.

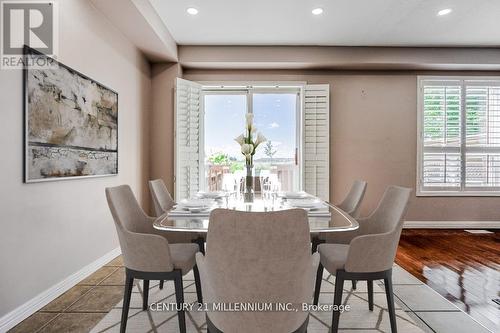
[
  {"left": 178, "top": 199, "right": 214, "bottom": 208},
  {"left": 288, "top": 199, "right": 324, "bottom": 209},
  {"left": 186, "top": 207, "right": 210, "bottom": 213},
  {"left": 281, "top": 191, "right": 309, "bottom": 199},
  {"left": 196, "top": 191, "right": 227, "bottom": 199}
]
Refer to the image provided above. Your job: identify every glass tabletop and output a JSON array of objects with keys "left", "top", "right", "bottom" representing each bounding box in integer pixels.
[{"left": 153, "top": 193, "right": 359, "bottom": 233}]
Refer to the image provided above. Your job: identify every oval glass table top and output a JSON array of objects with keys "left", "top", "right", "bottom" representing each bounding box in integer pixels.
[{"left": 153, "top": 193, "right": 359, "bottom": 233}]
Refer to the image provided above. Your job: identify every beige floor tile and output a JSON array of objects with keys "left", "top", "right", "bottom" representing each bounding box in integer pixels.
[
  {"left": 79, "top": 267, "right": 117, "bottom": 286},
  {"left": 414, "top": 311, "right": 491, "bottom": 333},
  {"left": 105, "top": 256, "right": 124, "bottom": 267},
  {"left": 9, "top": 312, "right": 58, "bottom": 333},
  {"left": 40, "top": 286, "right": 93, "bottom": 312},
  {"left": 38, "top": 312, "right": 106, "bottom": 333},
  {"left": 100, "top": 268, "right": 126, "bottom": 286},
  {"left": 392, "top": 285, "right": 461, "bottom": 311},
  {"left": 68, "top": 286, "right": 124, "bottom": 312}
]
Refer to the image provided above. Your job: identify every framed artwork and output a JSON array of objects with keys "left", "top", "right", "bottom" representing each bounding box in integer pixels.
[{"left": 23, "top": 46, "right": 118, "bottom": 182}]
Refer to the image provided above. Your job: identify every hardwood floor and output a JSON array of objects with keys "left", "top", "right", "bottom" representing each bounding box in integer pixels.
[{"left": 396, "top": 229, "right": 500, "bottom": 332}]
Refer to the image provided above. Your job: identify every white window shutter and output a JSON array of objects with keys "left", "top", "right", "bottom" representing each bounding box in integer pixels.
[
  {"left": 303, "top": 84, "right": 330, "bottom": 201},
  {"left": 175, "top": 78, "right": 202, "bottom": 200}
]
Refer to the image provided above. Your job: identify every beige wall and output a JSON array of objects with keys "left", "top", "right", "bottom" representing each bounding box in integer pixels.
[
  {"left": 150, "top": 63, "right": 183, "bottom": 201},
  {"left": 0, "top": 0, "right": 151, "bottom": 318},
  {"left": 183, "top": 69, "right": 500, "bottom": 221}
]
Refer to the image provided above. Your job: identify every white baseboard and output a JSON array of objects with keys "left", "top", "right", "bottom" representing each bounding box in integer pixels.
[
  {"left": 404, "top": 220, "right": 500, "bottom": 229},
  {"left": 0, "top": 247, "right": 121, "bottom": 333}
]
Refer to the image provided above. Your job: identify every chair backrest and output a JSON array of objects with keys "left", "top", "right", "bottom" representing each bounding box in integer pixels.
[
  {"left": 149, "top": 179, "right": 175, "bottom": 216},
  {"left": 106, "top": 185, "right": 149, "bottom": 232},
  {"left": 106, "top": 185, "right": 173, "bottom": 272},
  {"left": 202, "top": 209, "right": 315, "bottom": 332},
  {"left": 345, "top": 186, "right": 411, "bottom": 273},
  {"left": 365, "top": 185, "right": 411, "bottom": 234},
  {"left": 338, "top": 180, "right": 367, "bottom": 218}
]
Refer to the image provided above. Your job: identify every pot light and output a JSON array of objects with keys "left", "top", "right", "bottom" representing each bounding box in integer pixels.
[
  {"left": 312, "top": 7, "right": 323, "bottom": 15},
  {"left": 437, "top": 8, "right": 452, "bottom": 16},
  {"left": 186, "top": 7, "right": 199, "bottom": 15}
]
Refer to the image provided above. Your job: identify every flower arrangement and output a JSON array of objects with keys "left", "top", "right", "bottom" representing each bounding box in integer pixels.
[{"left": 234, "top": 113, "right": 267, "bottom": 166}]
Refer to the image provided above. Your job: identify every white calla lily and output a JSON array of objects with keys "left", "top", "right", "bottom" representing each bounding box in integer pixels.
[
  {"left": 245, "top": 113, "right": 254, "bottom": 127},
  {"left": 234, "top": 134, "right": 245, "bottom": 146},
  {"left": 241, "top": 143, "right": 254, "bottom": 155},
  {"left": 254, "top": 133, "right": 267, "bottom": 146}
]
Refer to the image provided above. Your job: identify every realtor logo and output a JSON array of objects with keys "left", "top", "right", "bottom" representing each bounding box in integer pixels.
[{"left": 1, "top": 0, "right": 58, "bottom": 69}]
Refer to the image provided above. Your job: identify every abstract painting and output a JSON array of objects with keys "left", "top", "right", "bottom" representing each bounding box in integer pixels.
[{"left": 24, "top": 47, "right": 118, "bottom": 182}]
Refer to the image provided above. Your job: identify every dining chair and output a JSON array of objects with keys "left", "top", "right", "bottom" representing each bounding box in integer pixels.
[
  {"left": 149, "top": 179, "right": 203, "bottom": 257},
  {"left": 148, "top": 178, "right": 175, "bottom": 216},
  {"left": 313, "top": 180, "right": 367, "bottom": 281},
  {"left": 197, "top": 208, "right": 319, "bottom": 333},
  {"left": 313, "top": 186, "right": 411, "bottom": 333},
  {"left": 337, "top": 180, "right": 367, "bottom": 218},
  {"left": 106, "top": 185, "right": 203, "bottom": 333}
]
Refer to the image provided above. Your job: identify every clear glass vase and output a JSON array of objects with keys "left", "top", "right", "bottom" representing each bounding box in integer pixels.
[{"left": 244, "top": 165, "right": 254, "bottom": 202}]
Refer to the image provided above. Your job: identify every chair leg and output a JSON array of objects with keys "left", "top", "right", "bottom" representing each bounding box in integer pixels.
[
  {"left": 193, "top": 265, "right": 203, "bottom": 304},
  {"left": 311, "top": 237, "right": 321, "bottom": 253},
  {"left": 193, "top": 236, "right": 205, "bottom": 254},
  {"left": 313, "top": 263, "right": 324, "bottom": 305},
  {"left": 331, "top": 271, "right": 345, "bottom": 333},
  {"left": 367, "top": 280, "right": 374, "bottom": 311},
  {"left": 174, "top": 271, "right": 186, "bottom": 333},
  {"left": 120, "top": 274, "right": 134, "bottom": 333},
  {"left": 384, "top": 272, "right": 398, "bottom": 333},
  {"left": 159, "top": 280, "right": 164, "bottom": 290},
  {"left": 352, "top": 280, "right": 357, "bottom": 290},
  {"left": 142, "top": 280, "right": 150, "bottom": 310}
]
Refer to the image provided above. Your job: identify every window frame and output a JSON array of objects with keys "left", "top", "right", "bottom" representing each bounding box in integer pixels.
[
  {"left": 199, "top": 82, "right": 305, "bottom": 192},
  {"left": 417, "top": 75, "right": 500, "bottom": 197}
]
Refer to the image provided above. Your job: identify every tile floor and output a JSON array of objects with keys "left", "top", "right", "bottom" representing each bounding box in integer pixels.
[
  {"left": 91, "top": 266, "right": 426, "bottom": 333},
  {"left": 9, "top": 255, "right": 492, "bottom": 333},
  {"left": 9, "top": 256, "right": 124, "bottom": 333}
]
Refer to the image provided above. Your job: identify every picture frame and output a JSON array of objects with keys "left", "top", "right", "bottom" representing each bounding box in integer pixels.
[{"left": 23, "top": 46, "right": 119, "bottom": 183}]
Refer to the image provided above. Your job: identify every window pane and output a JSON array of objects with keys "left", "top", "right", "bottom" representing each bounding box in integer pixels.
[
  {"left": 423, "top": 86, "right": 461, "bottom": 147},
  {"left": 252, "top": 93, "right": 298, "bottom": 192},
  {"left": 422, "top": 152, "right": 461, "bottom": 187},
  {"left": 204, "top": 94, "right": 247, "bottom": 191},
  {"left": 465, "top": 153, "right": 500, "bottom": 187},
  {"left": 465, "top": 84, "right": 500, "bottom": 188},
  {"left": 466, "top": 86, "right": 500, "bottom": 147}
]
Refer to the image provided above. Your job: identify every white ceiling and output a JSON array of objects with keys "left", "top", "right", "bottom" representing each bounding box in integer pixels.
[{"left": 148, "top": 0, "right": 500, "bottom": 47}]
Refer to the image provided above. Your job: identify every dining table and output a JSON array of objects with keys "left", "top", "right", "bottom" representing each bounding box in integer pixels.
[{"left": 153, "top": 192, "right": 359, "bottom": 251}]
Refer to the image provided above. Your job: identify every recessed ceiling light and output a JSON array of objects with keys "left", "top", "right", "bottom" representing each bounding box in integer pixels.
[
  {"left": 312, "top": 8, "right": 323, "bottom": 15},
  {"left": 186, "top": 7, "right": 198, "bottom": 15},
  {"left": 437, "top": 8, "right": 452, "bottom": 16}
]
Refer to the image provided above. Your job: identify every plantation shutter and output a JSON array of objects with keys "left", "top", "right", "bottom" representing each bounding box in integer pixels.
[
  {"left": 418, "top": 77, "right": 500, "bottom": 194},
  {"left": 175, "top": 78, "right": 202, "bottom": 199},
  {"left": 419, "top": 80, "right": 462, "bottom": 191},
  {"left": 464, "top": 81, "right": 500, "bottom": 189},
  {"left": 303, "top": 84, "right": 330, "bottom": 201}
]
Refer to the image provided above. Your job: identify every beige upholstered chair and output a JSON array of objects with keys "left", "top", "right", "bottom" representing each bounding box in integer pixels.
[
  {"left": 315, "top": 180, "right": 367, "bottom": 250},
  {"left": 314, "top": 180, "right": 367, "bottom": 288},
  {"left": 337, "top": 180, "right": 367, "bottom": 218},
  {"left": 149, "top": 179, "right": 176, "bottom": 216},
  {"left": 197, "top": 209, "right": 319, "bottom": 333},
  {"left": 313, "top": 186, "right": 411, "bottom": 333},
  {"left": 148, "top": 179, "right": 200, "bottom": 252},
  {"left": 106, "top": 185, "right": 202, "bottom": 333}
]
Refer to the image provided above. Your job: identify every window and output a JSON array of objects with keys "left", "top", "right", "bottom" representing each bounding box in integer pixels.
[
  {"left": 417, "top": 76, "right": 500, "bottom": 195},
  {"left": 175, "top": 79, "right": 330, "bottom": 200},
  {"left": 202, "top": 89, "right": 300, "bottom": 193}
]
